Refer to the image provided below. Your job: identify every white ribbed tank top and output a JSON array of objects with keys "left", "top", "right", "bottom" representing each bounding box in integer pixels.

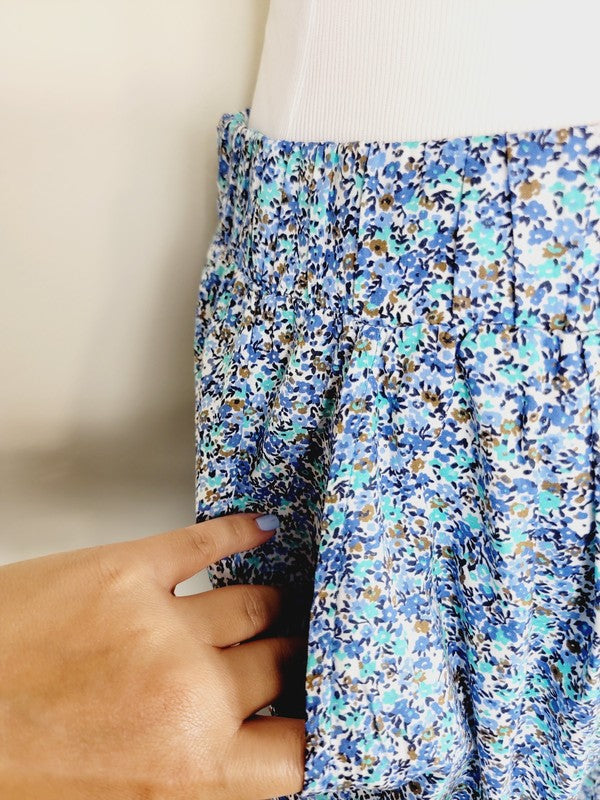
[{"left": 248, "top": 0, "right": 600, "bottom": 142}]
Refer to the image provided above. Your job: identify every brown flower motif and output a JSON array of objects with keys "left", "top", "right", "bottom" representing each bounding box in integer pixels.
[
  {"left": 452, "top": 294, "right": 472, "bottom": 310},
  {"left": 426, "top": 308, "right": 445, "bottom": 325},
  {"left": 478, "top": 261, "right": 500, "bottom": 281},
  {"left": 378, "top": 192, "right": 394, "bottom": 210},
  {"left": 411, "top": 456, "right": 425, "bottom": 473},
  {"left": 306, "top": 671, "right": 323, "bottom": 690},
  {"left": 438, "top": 329, "right": 454, "bottom": 347},
  {"left": 543, "top": 241, "right": 567, "bottom": 259},
  {"left": 519, "top": 179, "right": 542, "bottom": 199},
  {"left": 500, "top": 418, "right": 520, "bottom": 435},
  {"left": 421, "top": 726, "right": 436, "bottom": 741},
  {"left": 452, "top": 406, "right": 471, "bottom": 423},
  {"left": 515, "top": 540, "right": 534, "bottom": 555},
  {"left": 421, "top": 388, "right": 441, "bottom": 407},
  {"left": 363, "top": 585, "right": 382, "bottom": 602},
  {"left": 550, "top": 312, "right": 568, "bottom": 331},
  {"left": 553, "top": 371, "right": 571, "bottom": 398},
  {"left": 343, "top": 251, "right": 356, "bottom": 269},
  {"left": 541, "top": 479, "right": 561, "bottom": 494},
  {"left": 368, "top": 238, "right": 388, "bottom": 256},
  {"left": 354, "top": 456, "right": 373, "bottom": 472},
  {"left": 277, "top": 330, "right": 294, "bottom": 346}
]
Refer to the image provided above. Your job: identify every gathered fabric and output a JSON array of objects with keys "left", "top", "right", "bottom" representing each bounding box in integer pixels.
[{"left": 194, "top": 107, "right": 600, "bottom": 800}]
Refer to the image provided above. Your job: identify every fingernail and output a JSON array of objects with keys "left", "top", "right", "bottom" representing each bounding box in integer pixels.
[{"left": 255, "top": 513, "right": 280, "bottom": 532}]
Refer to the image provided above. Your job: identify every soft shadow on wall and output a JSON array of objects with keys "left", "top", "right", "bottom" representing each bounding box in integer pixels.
[{"left": 0, "top": 0, "right": 269, "bottom": 595}]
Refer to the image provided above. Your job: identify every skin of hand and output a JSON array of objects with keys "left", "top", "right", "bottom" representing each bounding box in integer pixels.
[{"left": 0, "top": 512, "right": 307, "bottom": 800}]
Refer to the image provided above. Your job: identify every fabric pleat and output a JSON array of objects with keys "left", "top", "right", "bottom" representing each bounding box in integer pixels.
[{"left": 194, "top": 107, "right": 600, "bottom": 800}]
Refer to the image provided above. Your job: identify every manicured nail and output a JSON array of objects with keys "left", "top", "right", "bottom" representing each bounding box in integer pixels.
[{"left": 255, "top": 513, "right": 280, "bottom": 531}]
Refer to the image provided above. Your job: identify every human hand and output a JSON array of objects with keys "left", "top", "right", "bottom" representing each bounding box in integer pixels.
[{"left": 0, "top": 512, "right": 306, "bottom": 799}]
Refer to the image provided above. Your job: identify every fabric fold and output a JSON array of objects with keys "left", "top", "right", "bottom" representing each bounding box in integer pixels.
[{"left": 194, "top": 108, "right": 600, "bottom": 800}]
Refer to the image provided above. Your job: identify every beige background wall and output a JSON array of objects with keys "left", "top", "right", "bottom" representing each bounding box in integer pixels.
[{"left": 0, "top": 0, "right": 269, "bottom": 594}]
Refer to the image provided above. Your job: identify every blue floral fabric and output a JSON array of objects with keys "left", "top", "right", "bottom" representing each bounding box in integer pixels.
[{"left": 194, "top": 107, "right": 600, "bottom": 800}]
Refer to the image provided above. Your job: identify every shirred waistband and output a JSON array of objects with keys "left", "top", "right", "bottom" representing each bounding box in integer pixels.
[{"left": 210, "top": 107, "right": 600, "bottom": 334}]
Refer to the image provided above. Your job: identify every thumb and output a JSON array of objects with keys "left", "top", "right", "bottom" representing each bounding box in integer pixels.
[{"left": 128, "top": 511, "right": 280, "bottom": 591}]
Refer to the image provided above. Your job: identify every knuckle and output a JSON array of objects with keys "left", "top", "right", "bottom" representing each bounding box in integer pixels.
[
  {"left": 226, "top": 514, "right": 245, "bottom": 542},
  {"left": 87, "top": 545, "right": 137, "bottom": 591},
  {"left": 239, "top": 585, "right": 267, "bottom": 636},
  {"left": 184, "top": 528, "right": 217, "bottom": 565},
  {"left": 128, "top": 619, "right": 168, "bottom": 655}
]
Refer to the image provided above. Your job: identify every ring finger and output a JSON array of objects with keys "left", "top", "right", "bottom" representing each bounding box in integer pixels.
[{"left": 218, "top": 634, "right": 307, "bottom": 721}]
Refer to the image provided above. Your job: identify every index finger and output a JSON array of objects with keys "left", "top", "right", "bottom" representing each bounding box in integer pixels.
[{"left": 126, "top": 512, "right": 280, "bottom": 590}]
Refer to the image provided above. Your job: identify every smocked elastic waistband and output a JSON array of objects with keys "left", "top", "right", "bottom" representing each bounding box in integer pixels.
[{"left": 211, "top": 107, "right": 600, "bottom": 334}]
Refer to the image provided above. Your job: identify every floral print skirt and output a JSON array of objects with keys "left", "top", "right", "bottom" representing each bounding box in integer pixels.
[{"left": 194, "top": 107, "right": 600, "bottom": 800}]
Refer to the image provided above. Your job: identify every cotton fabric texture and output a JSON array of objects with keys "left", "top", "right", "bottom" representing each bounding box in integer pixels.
[{"left": 194, "top": 107, "right": 600, "bottom": 800}]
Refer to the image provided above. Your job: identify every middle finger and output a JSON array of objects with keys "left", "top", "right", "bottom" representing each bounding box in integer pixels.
[{"left": 176, "top": 583, "right": 285, "bottom": 647}]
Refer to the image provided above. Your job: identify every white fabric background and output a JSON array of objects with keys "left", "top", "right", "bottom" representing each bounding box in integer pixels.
[{"left": 250, "top": 0, "right": 600, "bottom": 142}]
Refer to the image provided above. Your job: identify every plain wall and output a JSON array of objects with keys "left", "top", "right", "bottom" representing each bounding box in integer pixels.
[{"left": 0, "top": 0, "right": 269, "bottom": 594}]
